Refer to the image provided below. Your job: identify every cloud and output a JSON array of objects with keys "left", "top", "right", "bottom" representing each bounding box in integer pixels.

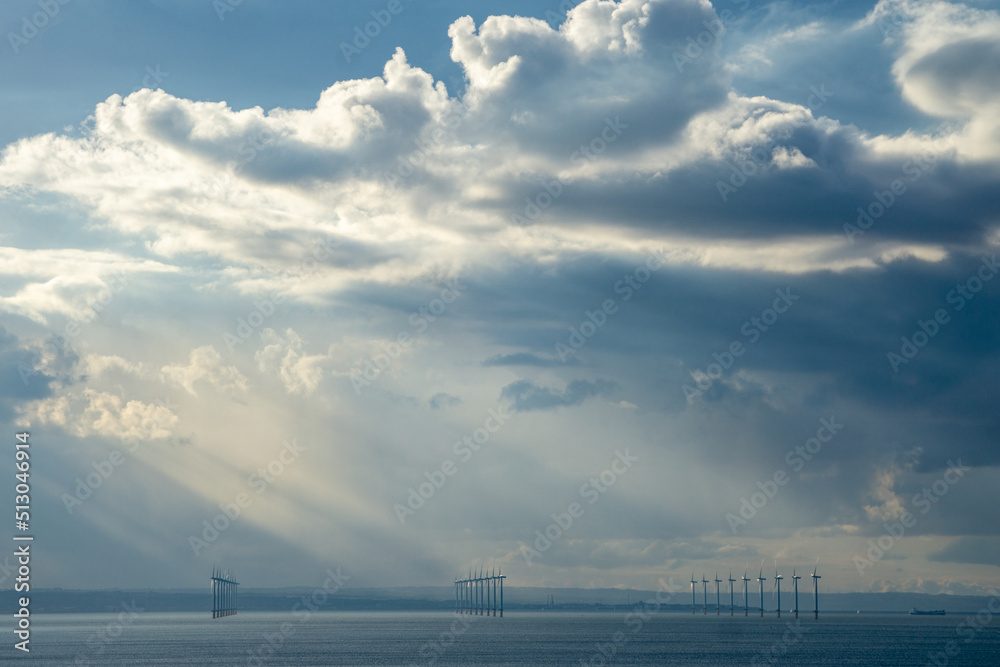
[
  {"left": 0, "top": 327, "right": 55, "bottom": 420},
  {"left": 447, "top": 0, "right": 729, "bottom": 157},
  {"left": 877, "top": 0, "right": 1000, "bottom": 159},
  {"left": 80, "top": 354, "right": 145, "bottom": 378},
  {"left": 863, "top": 465, "right": 908, "bottom": 522},
  {"left": 20, "top": 389, "right": 178, "bottom": 441},
  {"left": 429, "top": 392, "right": 462, "bottom": 409},
  {"left": 928, "top": 536, "right": 1000, "bottom": 566},
  {"left": 255, "top": 328, "right": 333, "bottom": 396},
  {"left": 0, "top": 0, "right": 994, "bottom": 288},
  {"left": 500, "top": 378, "right": 615, "bottom": 411},
  {"left": 161, "top": 345, "right": 248, "bottom": 397},
  {"left": 0, "top": 247, "right": 176, "bottom": 325}
]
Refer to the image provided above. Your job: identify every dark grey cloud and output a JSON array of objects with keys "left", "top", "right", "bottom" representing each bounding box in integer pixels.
[
  {"left": 906, "top": 37, "right": 1000, "bottom": 109},
  {"left": 928, "top": 537, "right": 1000, "bottom": 566},
  {"left": 0, "top": 327, "right": 56, "bottom": 420},
  {"left": 501, "top": 378, "right": 615, "bottom": 412},
  {"left": 428, "top": 392, "right": 461, "bottom": 409},
  {"left": 530, "top": 132, "right": 996, "bottom": 247}
]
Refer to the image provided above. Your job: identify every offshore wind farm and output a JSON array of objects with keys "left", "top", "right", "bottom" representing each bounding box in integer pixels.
[
  {"left": 454, "top": 564, "right": 505, "bottom": 617},
  {"left": 209, "top": 567, "right": 239, "bottom": 619},
  {"left": 193, "top": 555, "right": 871, "bottom": 622},
  {"left": 687, "top": 562, "right": 824, "bottom": 617}
]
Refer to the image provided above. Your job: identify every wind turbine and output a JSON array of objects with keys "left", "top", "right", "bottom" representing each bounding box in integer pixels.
[
  {"left": 773, "top": 562, "right": 783, "bottom": 618},
  {"left": 742, "top": 567, "right": 750, "bottom": 616},
  {"left": 714, "top": 573, "right": 722, "bottom": 615},
  {"left": 757, "top": 563, "right": 766, "bottom": 617},
  {"left": 812, "top": 560, "right": 821, "bottom": 620},
  {"left": 792, "top": 568, "right": 801, "bottom": 619},
  {"left": 702, "top": 574, "right": 709, "bottom": 615},
  {"left": 728, "top": 571, "right": 736, "bottom": 616},
  {"left": 690, "top": 574, "right": 697, "bottom": 615}
]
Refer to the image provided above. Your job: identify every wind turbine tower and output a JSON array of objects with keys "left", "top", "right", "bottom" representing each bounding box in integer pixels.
[
  {"left": 774, "top": 564, "right": 783, "bottom": 618},
  {"left": 742, "top": 569, "right": 750, "bottom": 616},
  {"left": 812, "top": 564, "right": 821, "bottom": 620},
  {"left": 498, "top": 566, "right": 505, "bottom": 617},
  {"left": 690, "top": 574, "right": 697, "bottom": 615},
  {"left": 702, "top": 574, "right": 709, "bottom": 615},
  {"left": 714, "top": 573, "right": 722, "bottom": 615},
  {"left": 728, "top": 571, "right": 736, "bottom": 616},
  {"left": 757, "top": 567, "right": 766, "bottom": 617},
  {"left": 792, "top": 568, "right": 801, "bottom": 619}
]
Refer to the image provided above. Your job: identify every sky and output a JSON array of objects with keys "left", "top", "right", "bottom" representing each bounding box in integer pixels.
[{"left": 0, "top": 0, "right": 998, "bottom": 597}]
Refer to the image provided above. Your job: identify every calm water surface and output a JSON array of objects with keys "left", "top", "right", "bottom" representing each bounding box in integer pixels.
[{"left": 9, "top": 611, "right": 1000, "bottom": 666}]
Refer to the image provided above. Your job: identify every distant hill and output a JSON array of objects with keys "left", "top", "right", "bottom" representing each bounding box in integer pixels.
[{"left": 2, "top": 587, "right": 993, "bottom": 614}]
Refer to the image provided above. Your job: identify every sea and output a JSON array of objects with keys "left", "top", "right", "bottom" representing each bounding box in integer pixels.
[{"left": 8, "top": 611, "right": 1000, "bottom": 666}]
